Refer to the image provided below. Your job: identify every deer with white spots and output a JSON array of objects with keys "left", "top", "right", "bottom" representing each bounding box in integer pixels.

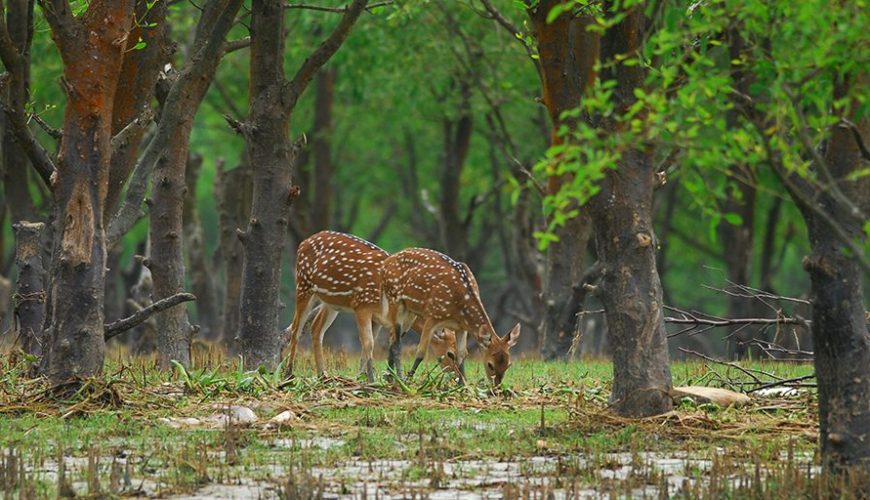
[
  {"left": 285, "top": 231, "right": 388, "bottom": 382},
  {"left": 381, "top": 248, "right": 520, "bottom": 386},
  {"left": 284, "top": 232, "right": 461, "bottom": 382}
]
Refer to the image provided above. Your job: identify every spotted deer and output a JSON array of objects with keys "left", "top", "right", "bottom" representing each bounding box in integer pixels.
[
  {"left": 381, "top": 248, "right": 520, "bottom": 385},
  {"left": 285, "top": 231, "right": 389, "bottom": 382},
  {"left": 285, "top": 232, "right": 461, "bottom": 382}
]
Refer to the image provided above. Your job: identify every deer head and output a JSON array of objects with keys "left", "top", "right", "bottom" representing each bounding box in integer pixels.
[
  {"left": 430, "top": 329, "right": 461, "bottom": 377},
  {"left": 482, "top": 323, "right": 520, "bottom": 386}
]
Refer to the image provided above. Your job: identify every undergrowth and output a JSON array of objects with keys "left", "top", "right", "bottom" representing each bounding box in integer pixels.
[{"left": 0, "top": 346, "right": 863, "bottom": 498}]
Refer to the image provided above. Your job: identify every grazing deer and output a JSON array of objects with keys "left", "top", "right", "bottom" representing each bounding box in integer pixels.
[
  {"left": 381, "top": 248, "right": 520, "bottom": 385},
  {"left": 285, "top": 231, "right": 389, "bottom": 382},
  {"left": 285, "top": 232, "right": 462, "bottom": 382}
]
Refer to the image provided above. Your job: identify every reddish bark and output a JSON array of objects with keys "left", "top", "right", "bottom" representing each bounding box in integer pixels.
[
  {"left": 528, "top": 2, "right": 597, "bottom": 360},
  {"left": 105, "top": 0, "right": 169, "bottom": 218},
  {"left": 37, "top": 0, "right": 136, "bottom": 382}
]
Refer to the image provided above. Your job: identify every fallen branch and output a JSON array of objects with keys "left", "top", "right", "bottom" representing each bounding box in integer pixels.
[
  {"left": 747, "top": 374, "right": 817, "bottom": 394},
  {"left": 104, "top": 293, "right": 196, "bottom": 341},
  {"left": 678, "top": 348, "right": 780, "bottom": 385}
]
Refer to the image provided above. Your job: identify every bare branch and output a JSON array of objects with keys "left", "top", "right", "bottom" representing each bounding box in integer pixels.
[
  {"left": 34, "top": 0, "right": 79, "bottom": 54},
  {"left": 28, "top": 112, "right": 62, "bottom": 141},
  {"left": 838, "top": 118, "right": 870, "bottom": 162},
  {"left": 0, "top": 6, "right": 23, "bottom": 70},
  {"left": 221, "top": 36, "right": 251, "bottom": 55},
  {"left": 104, "top": 292, "right": 196, "bottom": 341},
  {"left": 285, "top": 0, "right": 368, "bottom": 109},
  {"left": 106, "top": 127, "right": 168, "bottom": 246},
  {"left": 476, "top": 0, "right": 542, "bottom": 78},
  {"left": 0, "top": 77, "right": 55, "bottom": 185},
  {"left": 111, "top": 106, "right": 155, "bottom": 157},
  {"left": 285, "top": 0, "right": 389, "bottom": 13}
]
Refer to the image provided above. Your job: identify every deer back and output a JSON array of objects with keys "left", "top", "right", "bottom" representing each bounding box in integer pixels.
[
  {"left": 382, "top": 248, "right": 494, "bottom": 343},
  {"left": 295, "top": 231, "right": 388, "bottom": 309}
]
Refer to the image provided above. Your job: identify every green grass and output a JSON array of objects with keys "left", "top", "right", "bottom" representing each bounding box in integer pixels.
[{"left": 0, "top": 349, "right": 840, "bottom": 498}]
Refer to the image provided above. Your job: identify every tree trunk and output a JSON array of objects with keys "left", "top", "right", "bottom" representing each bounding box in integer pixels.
[
  {"left": 148, "top": 119, "right": 195, "bottom": 367},
  {"left": 238, "top": 0, "right": 296, "bottom": 369},
  {"left": 12, "top": 221, "right": 46, "bottom": 356},
  {"left": 238, "top": 0, "right": 367, "bottom": 370},
  {"left": 721, "top": 29, "right": 758, "bottom": 359},
  {"left": 1, "top": 0, "right": 37, "bottom": 224},
  {"left": 796, "top": 78, "right": 870, "bottom": 473},
  {"left": 310, "top": 67, "right": 335, "bottom": 233},
  {"left": 528, "top": 4, "right": 597, "bottom": 360},
  {"left": 589, "top": 3, "right": 673, "bottom": 416},
  {"left": 718, "top": 172, "right": 757, "bottom": 358},
  {"left": 39, "top": 0, "right": 136, "bottom": 383},
  {"left": 215, "top": 161, "right": 251, "bottom": 348},
  {"left": 148, "top": 0, "right": 242, "bottom": 368},
  {"left": 439, "top": 80, "right": 472, "bottom": 261},
  {"left": 183, "top": 153, "right": 221, "bottom": 340},
  {"left": 105, "top": 0, "right": 169, "bottom": 218}
]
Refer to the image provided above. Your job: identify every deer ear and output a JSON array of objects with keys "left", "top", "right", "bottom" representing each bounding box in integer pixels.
[{"left": 506, "top": 323, "right": 521, "bottom": 348}]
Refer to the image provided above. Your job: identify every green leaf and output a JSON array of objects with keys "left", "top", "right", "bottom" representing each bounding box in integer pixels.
[{"left": 723, "top": 213, "right": 744, "bottom": 226}]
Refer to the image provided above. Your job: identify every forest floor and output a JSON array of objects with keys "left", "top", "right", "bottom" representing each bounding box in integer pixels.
[{"left": 0, "top": 347, "right": 840, "bottom": 499}]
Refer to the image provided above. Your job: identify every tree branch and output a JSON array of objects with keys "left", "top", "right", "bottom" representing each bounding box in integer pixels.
[
  {"left": 104, "top": 292, "right": 196, "bottom": 341},
  {"left": 106, "top": 127, "right": 168, "bottom": 246},
  {"left": 285, "top": 0, "right": 368, "bottom": 109},
  {"left": 0, "top": 6, "right": 23, "bottom": 70},
  {"left": 0, "top": 77, "right": 55, "bottom": 185},
  {"left": 221, "top": 36, "right": 250, "bottom": 55},
  {"left": 285, "top": 0, "right": 389, "bottom": 13},
  {"left": 838, "top": 118, "right": 870, "bottom": 162},
  {"left": 111, "top": 106, "right": 155, "bottom": 158},
  {"left": 34, "top": 0, "right": 79, "bottom": 55}
]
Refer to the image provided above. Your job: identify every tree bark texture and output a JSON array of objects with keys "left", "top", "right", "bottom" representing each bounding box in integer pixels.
[
  {"left": 799, "top": 79, "right": 870, "bottom": 472},
  {"left": 183, "top": 153, "right": 221, "bottom": 340},
  {"left": 238, "top": 0, "right": 367, "bottom": 370},
  {"left": 310, "top": 67, "right": 335, "bottom": 233},
  {"left": 215, "top": 161, "right": 251, "bottom": 347},
  {"left": 439, "top": 79, "right": 472, "bottom": 262},
  {"left": 105, "top": 0, "right": 168, "bottom": 218},
  {"left": 12, "top": 221, "right": 45, "bottom": 356},
  {"left": 148, "top": 0, "right": 242, "bottom": 368},
  {"left": 38, "top": 0, "right": 136, "bottom": 383},
  {"left": 528, "top": 2, "right": 596, "bottom": 360},
  {"left": 238, "top": 0, "right": 296, "bottom": 369},
  {"left": 589, "top": 3, "right": 673, "bottom": 416}
]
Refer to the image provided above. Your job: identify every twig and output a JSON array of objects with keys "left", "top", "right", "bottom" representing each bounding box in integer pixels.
[
  {"left": 28, "top": 112, "right": 62, "bottom": 140},
  {"left": 746, "top": 374, "right": 816, "bottom": 394},
  {"left": 678, "top": 348, "right": 780, "bottom": 384},
  {"left": 285, "top": 0, "right": 389, "bottom": 13},
  {"left": 104, "top": 293, "right": 196, "bottom": 341},
  {"left": 221, "top": 36, "right": 251, "bottom": 55}
]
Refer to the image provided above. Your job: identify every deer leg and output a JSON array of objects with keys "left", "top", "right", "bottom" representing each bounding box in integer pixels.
[
  {"left": 457, "top": 330, "right": 469, "bottom": 384},
  {"left": 312, "top": 307, "right": 338, "bottom": 378},
  {"left": 286, "top": 292, "right": 314, "bottom": 376},
  {"left": 408, "top": 317, "right": 436, "bottom": 379},
  {"left": 386, "top": 303, "right": 403, "bottom": 379},
  {"left": 354, "top": 309, "right": 376, "bottom": 383},
  {"left": 368, "top": 323, "right": 383, "bottom": 374}
]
